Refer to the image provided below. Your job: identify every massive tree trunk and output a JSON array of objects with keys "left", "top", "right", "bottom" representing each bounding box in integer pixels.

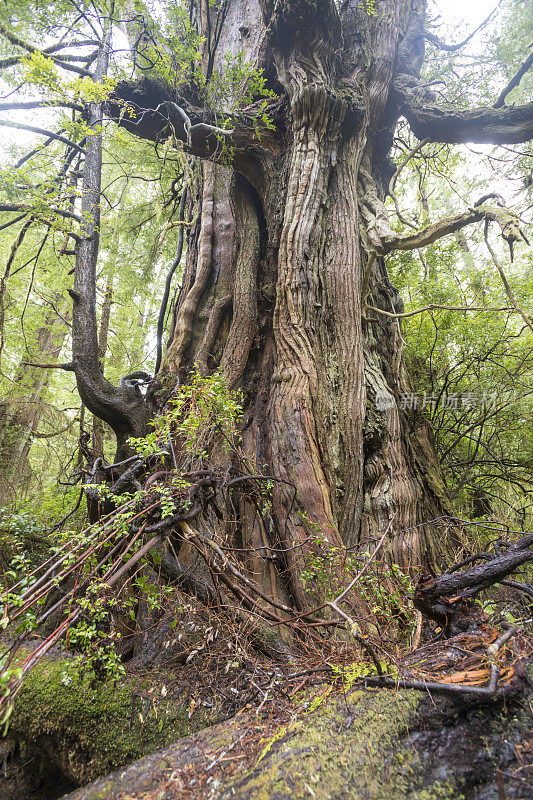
[
  {"left": 67, "top": 0, "right": 531, "bottom": 607},
  {"left": 132, "top": 0, "right": 454, "bottom": 576},
  {"left": 2, "top": 7, "right": 533, "bottom": 785}
]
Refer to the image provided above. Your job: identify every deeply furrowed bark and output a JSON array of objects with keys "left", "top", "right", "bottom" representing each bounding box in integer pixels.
[
  {"left": 4, "top": 6, "right": 533, "bottom": 794},
  {"left": 61, "top": 0, "right": 533, "bottom": 623},
  {"left": 138, "top": 0, "right": 460, "bottom": 605}
]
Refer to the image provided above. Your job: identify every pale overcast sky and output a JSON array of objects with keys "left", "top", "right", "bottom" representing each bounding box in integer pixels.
[{"left": 433, "top": 0, "right": 495, "bottom": 24}]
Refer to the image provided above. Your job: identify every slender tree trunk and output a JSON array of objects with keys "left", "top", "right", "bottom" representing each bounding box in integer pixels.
[
  {"left": 0, "top": 221, "right": 32, "bottom": 363},
  {"left": 69, "top": 21, "right": 151, "bottom": 462},
  {"left": 0, "top": 299, "right": 70, "bottom": 504},
  {"left": 92, "top": 273, "right": 114, "bottom": 461}
]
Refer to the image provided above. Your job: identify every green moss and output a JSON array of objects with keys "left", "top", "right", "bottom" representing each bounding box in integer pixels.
[
  {"left": 222, "top": 688, "right": 459, "bottom": 800},
  {"left": 10, "top": 657, "right": 214, "bottom": 785}
]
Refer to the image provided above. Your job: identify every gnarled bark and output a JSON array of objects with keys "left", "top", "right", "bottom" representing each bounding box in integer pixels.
[
  {"left": 87, "top": 0, "right": 532, "bottom": 599},
  {"left": 99, "top": 0, "right": 470, "bottom": 599},
  {"left": 139, "top": 0, "right": 459, "bottom": 582}
]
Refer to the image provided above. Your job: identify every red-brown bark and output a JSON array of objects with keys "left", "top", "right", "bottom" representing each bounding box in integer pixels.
[{"left": 98, "top": 0, "right": 533, "bottom": 604}]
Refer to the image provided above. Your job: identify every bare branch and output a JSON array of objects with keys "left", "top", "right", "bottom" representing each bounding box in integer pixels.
[
  {"left": 494, "top": 46, "right": 533, "bottom": 108},
  {"left": 484, "top": 220, "right": 533, "bottom": 335},
  {"left": 0, "top": 213, "right": 28, "bottom": 232},
  {"left": 0, "top": 204, "right": 81, "bottom": 223},
  {"left": 500, "top": 579, "right": 533, "bottom": 599},
  {"left": 415, "top": 534, "right": 533, "bottom": 635},
  {"left": 389, "top": 137, "right": 429, "bottom": 195},
  {"left": 0, "top": 53, "right": 91, "bottom": 76},
  {"left": 0, "top": 20, "right": 92, "bottom": 75},
  {"left": 13, "top": 131, "right": 67, "bottom": 170},
  {"left": 22, "top": 360, "right": 75, "bottom": 371},
  {"left": 0, "top": 120, "right": 85, "bottom": 153},
  {"left": 0, "top": 100, "right": 84, "bottom": 112},
  {"left": 0, "top": 19, "right": 82, "bottom": 56},
  {"left": 423, "top": 3, "right": 501, "bottom": 52},
  {"left": 32, "top": 422, "right": 75, "bottom": 438},
  {"left": 396, "top": 76, "right": 533, "bottom": 145},
  {"left": 365, "top": 304, "right": 516, "bottom": 320},
  {"left": 381, "top": 203, "right": 526, "bottom": 255},
  {"left": 388, "top": 138, "right": 430, "bottom": 229}
]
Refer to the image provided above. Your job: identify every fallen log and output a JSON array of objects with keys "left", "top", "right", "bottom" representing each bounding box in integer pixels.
[{"left": 60, "top": 671, "right": 532, "bottom": 800}]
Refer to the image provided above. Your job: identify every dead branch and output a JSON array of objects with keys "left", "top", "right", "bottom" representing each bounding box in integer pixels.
[
  {"left": 414, "top": 534, "right": 533, "bottom": 635},
  {"left": 381, "top": 202, "right": 525, "bottom": 255},
  {"left": 494, "top": 46, "right": 533, "bottom": 108},
  {"left": 483, "top": 220, "right": 533, "bottom": 335},
  {"left": 423, "top": 4, "right": 500, "bottom": 53},
  {"left": 364, "top": 304, "right": 515, "bottom": 320}
]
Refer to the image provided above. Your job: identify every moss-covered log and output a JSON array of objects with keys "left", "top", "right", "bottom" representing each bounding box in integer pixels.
[
  {"left": 3, "top": 655, "right": 218, "bottom": 793},
  {"left": 60, "top": 677, "right": 532, "bottom": 800}
]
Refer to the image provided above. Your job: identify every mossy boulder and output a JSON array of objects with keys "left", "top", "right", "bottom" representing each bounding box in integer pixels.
[{"left": 7, "top": 656, "right": 217, "bottom": 788}]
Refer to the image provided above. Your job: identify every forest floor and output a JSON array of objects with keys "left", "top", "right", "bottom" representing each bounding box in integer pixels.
[{"left": 2, "top": 625, "right": 532, "bottom": 800}]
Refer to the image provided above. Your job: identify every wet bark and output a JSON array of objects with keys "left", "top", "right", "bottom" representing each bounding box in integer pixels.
[
  {"left": 414, "top": 533, "right": 533, "bottom": 635},
  {"left": 128, "top": 0, "right": 457, "bottom": 590},
  {"left": 61, "top": 678, "right": 532, "bottom": 800},
  {"left": 96, "top": 0, "right": 533, "bottom": 608}
]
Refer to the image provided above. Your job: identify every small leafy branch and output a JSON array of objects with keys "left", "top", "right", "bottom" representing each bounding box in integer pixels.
[
  {"left": 129, "top": 368, "right": 243, "bottom": 465},
  {"left": 0, "top": 370, "right": 252, "bottom": 726},
  {"left": 331, "top": 660, "right": 398, "bottom": 692},
  {"left": 299, "top": 523, "right": 416, "bottom": 644}
]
